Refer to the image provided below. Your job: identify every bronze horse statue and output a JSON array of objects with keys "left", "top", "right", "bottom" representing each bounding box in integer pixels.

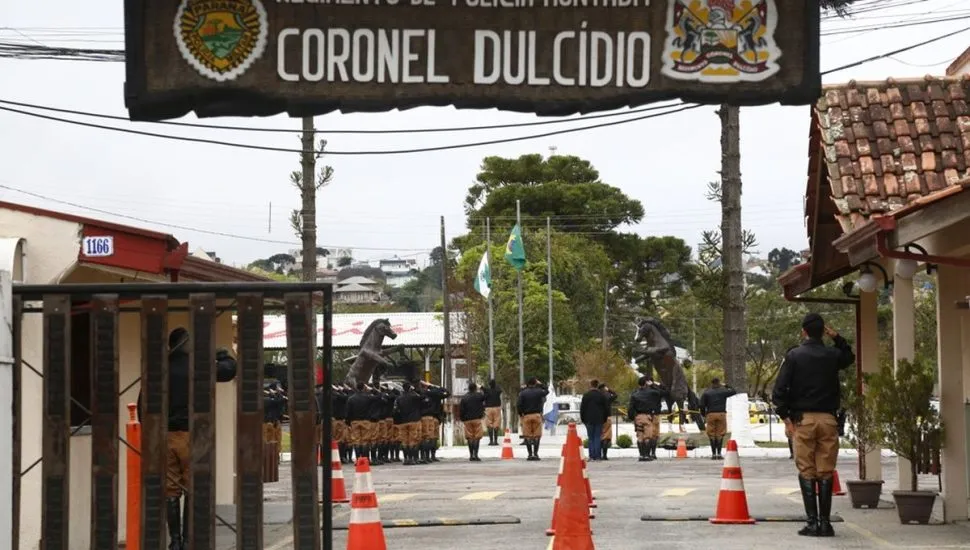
[
  {"left": 634, "top": 317, "right": 705, "bottom": 432},
  {"left": 344, "top": 318, "right": 402, "bottom": 386}
]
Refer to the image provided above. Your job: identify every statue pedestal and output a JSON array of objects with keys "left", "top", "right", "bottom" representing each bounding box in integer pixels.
[{"left": 726, "top": 393, "right": 756, "bottom": 447}]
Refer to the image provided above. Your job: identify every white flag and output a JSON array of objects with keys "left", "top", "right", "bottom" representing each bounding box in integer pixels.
[{"left": 474, "top": 251, "right": 491, "bottom": 298}]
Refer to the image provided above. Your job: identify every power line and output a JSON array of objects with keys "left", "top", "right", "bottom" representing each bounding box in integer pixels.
[
  {"left": 822, "top": 25, "right": 970, "bottom": 74},
  {"left": 0, "top": 103, "right": 706, "bottom": 155},
  {"left": 0, "top": 98, "right": 687, "bottom": 135}
]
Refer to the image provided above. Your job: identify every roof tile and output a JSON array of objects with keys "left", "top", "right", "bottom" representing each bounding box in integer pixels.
[{"left": 812, "top": 77, "right": 970, "bottom": 230}]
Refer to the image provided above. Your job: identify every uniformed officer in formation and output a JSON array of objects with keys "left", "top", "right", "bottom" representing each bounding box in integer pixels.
[
  {"left": 516, "top": 377, "right": 550, "bottom": 461},
  {"left": 394, "top": 381, "right": 425, "bottom": 465},
  {"left": 772, "top": 313, "right": 855, "bottom": 538},
  {"left": 263, "top": 370, "right": 287, "bottom": 461},
  {"left": 459, "top": 382, "right": 487, "bottom": 461},
  {"left": 700, "top": 377, "right": 736, "bottom": 460},
  {"left": 418, "top": 380, "right": 450, "bottom": 463},
  {"left": 598, "top": 383, "right": 617, "bottom": 460},
  {"left": 332, "top": 384, "right": 353, "bottom": 464},
  {"left": 483, "top": 379, "right": 503, "bottom": 445},
  {"left": 345, "top": 382, "right": 373, "bottom": 464},
  {"left": 366, "top": 385, "right": 390, "bottom": 465},
  {"left": 628, "top": 375, "right": 668, "bottom": 462}
]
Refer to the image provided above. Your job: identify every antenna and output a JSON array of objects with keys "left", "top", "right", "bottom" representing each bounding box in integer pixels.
[{"left": 268, "top": 202, "right": 272, "bottom": 233}]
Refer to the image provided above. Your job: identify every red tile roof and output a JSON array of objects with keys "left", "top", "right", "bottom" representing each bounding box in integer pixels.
[{"left": 811, "top": 75, "right": 970, "bottom": 234}]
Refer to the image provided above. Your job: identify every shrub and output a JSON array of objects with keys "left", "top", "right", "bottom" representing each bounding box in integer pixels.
[
  {"left": 616, "top": 434, "right": 633, "bottom": 448},
  {"left": 582, "top": 438, "right": 589, "bottom": 448}
]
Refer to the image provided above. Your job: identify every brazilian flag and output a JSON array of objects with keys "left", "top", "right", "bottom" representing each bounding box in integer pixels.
[{"left": 504, "top": 223, "right": 526, "bottom": 271}]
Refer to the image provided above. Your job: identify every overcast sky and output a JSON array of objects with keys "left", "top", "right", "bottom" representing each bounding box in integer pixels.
[{"left": 2, "top": 0, "right": 968, "bottom": 268}]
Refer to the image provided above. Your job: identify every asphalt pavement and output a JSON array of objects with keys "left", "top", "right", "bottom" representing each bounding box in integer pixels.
[{"left": 211, "top": 449, "right": 970, "bottom": 550}]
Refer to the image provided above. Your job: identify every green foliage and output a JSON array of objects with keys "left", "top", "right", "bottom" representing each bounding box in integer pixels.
[
  {"left": 245, "top": 266, "right": 298, "bottom": 282},
  {"left": 582, "top": 438, "right": 589, "bottom": 449},
  {"left": 868, "top": 357, "right": 943, "bottom": 492},
  {"left": 616, "top": 434, "right": 633, "bottom": 449},
  {"left": 841, "top": 368, "right": 881, "bottom": 480},
  {"left": 572, "top": 347, "right": 638, "bottom": 404}
]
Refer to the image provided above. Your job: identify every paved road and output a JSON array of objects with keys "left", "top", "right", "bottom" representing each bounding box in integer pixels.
[{"left": 215, "top": 454, "right": 968, "bottom": 549}]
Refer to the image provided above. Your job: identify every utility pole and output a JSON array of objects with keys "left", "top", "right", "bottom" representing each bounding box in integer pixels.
[
  {"left": 601, "top": 280, "right": 610, "bottom": 349},
  {"left": 300, "top": 116, "right": 317, "bottom": 282},
  {"left": 546, "top": 217, "right": 553, "bottom": 388},
  {"left": 719, "top": 104, "right": 748, "bottom": 393},
  {"left": 440, "top": 216, "right": 452, "bottom": 392}
]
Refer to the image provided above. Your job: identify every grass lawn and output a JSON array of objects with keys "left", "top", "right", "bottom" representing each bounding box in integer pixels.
[{"left": 281, "top": 431, "right": 291, "bottom": 453}]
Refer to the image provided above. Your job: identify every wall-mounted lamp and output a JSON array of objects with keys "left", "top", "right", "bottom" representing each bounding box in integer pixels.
[
  {"left": 900, "top": 244, "right": 938, "bottom": 275},
  {"left": 856, "top": 261, "right": 891, "bottom": 293}
]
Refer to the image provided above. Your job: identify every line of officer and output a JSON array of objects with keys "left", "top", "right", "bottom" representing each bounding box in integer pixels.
[
  {"left": 483, "top": 379, "right": 503, "bottom": 445},
  {"left": 628, "top": 375, "right": 668, "bottom": 462},
  {"left": 394, "top": 381, "right": 425, "bottom": 465},
  {"left": 772, "top": 313, "right": 855, "bottom": 538},
  {"left": 459, "top": 382, "right": 487, "bottom": 461},
  {"left": 700, "top": 377, "right": 736, "bottom": 460},
  {"left": 516, "top": 377, "right": 550, "bottom": 461}
]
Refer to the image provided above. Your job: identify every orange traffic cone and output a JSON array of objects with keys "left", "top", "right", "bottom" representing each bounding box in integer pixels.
[
  {"left": 501, "top": 429, "right": 515, "bottom": 460},
  {"left": 580, "top": 456, "right": 597, "bottom": 510},
  {"left": 709, "top": 440, "right": 755, "bottom": 525},
  {"left": 330, "top": 440, "right": 349, "bottom": 504},
  {"left": 547, "top": 425, "right": 595, "bottom": 536},
  {"left": 549, "top": 424, "right": 595, "bottom": 550},
  {"left": 347, "top": 457, "right": 387, "bottom": 550},
  {"left": 832, "top": 470, "right": 846, "bottom": 496},
  {"left": 676, "top": 437, "right": 688, "bottom": 459}
]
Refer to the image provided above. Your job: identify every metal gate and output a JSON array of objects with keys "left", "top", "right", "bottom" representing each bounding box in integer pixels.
[{"left": 8, "top": 281, "right": 334, "bottom": 550}]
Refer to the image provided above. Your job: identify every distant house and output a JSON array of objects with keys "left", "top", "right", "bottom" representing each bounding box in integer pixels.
[
  {"left": 335, "top": 276, "right": 382, "bottom": 303},
  {"left": 379, "top": 256, "right": 418, "bottom": 288}
]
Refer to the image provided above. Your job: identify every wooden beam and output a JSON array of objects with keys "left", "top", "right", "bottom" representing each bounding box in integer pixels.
[
  {"left": 188, "top": 293, "right": 217, "bottom": 550},
  {"left": 235, "top": 293, "right": 265, "bottom": 550},
  {"left": 90, "top": 295, "right": 120, "bottom": 550},
  {"left": 41, "top": 295, "right": 71, "bottom": 550},
  {"left": 890, "top": 189, "right": 970, "bottom": 249},
  {"left": 140, "top": 297, "right": 169, "bottom": 550}
]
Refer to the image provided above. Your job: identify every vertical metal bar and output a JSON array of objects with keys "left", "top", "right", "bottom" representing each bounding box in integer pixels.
[
  {"left": 90, "top": 295, "right": 120, "bottom": 550},
  {"left": 140, "top": 297, "right": 168, "bottom": 550},
  {"left": 188, "top": 294, "right": 216, "bottom": 550},
  {"left": 41, "top": 295, "right": 71, "bottom": 550},
  {"left": 321, "top": 288, "right": 333, "bottom": 550},
  {"left": 235, "top": 293, "right": 264, "bottom": 550},
  {"left": 285, "top": 292, "right": 320, "bottom": 550},
  {"left": 11, "top": 295, "right": 21, "bottom": 550}
]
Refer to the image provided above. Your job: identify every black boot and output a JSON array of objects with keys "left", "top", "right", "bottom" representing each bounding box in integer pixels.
[
  {"left": 525, "top": 439, "right": 534, "bottom": 460},
  {"left": 638, "top": 441, "right": 648, "bottom": 461},
  {"left": 647, "top": 440, "right": 657, "bottom": 461},
  {"left": 166, "top": 497, "right": 183, "bottom": 550},
  {"left": 798, "top": 476, "right": 820, "bottom": 537},
  {"left": 534, "top": 438, "right": 541, "bottom": 460},
  {"left": 468, "top": 443, "right": 475, "bottom": 461},
  {"left": 716, "top": 438, "right": 724, "bottom": 459},
  {"left": 420, "top": 442, "right": 431, "bottom": 464},
  {"left": 602, "top": 442, "right": 609, "bottom": 460},
  {"left": 472, "top": 441, "right": 481, "bottom": 461},
  {"left": 403, "top": 447, "right": 414, "bottom": 466},
  {"left": 817, "top": 478, "right": 835, "bottom": 537},
  {"left": 181, "top": 495, "right": 190, "bottom": 549},
  {"left": 431, "top": 442, "right": 440, "bottom": 462},
  {"left": 788, "top": 437, "right": 794, "bottom": 459},
  {"left": 710, "top": 440, "right": 718, "bottom": 460}
]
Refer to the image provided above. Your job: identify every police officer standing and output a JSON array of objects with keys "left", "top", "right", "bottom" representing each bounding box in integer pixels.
[
  {"left": 772, "top": 313, "right": 854, "bottom": 538},
  {"left": 700, "top": 378, "right": 736, "bottom": 460},
  {"left": 345, "top": 382, "right": 372, "bottom": 464},
  {"left": 484, "top": 379, "right": 503, "bottom": 445},
  {"left": 628, "top": 375, "right": 668, "bottom": 462},
  {"left": 366, "top": 386, "right": 386, "bottom": 465},
  {"left": 516, "top": 378, "right": 549, "bottom": 461},
  {"left": 332, "top": 384, "right": 352, "bottom": 464},
  {"left": 459, "top": 382, "right": 487, "bottom": 461},
  {"left": 394, "top": 381, "right": 424, "bottom": 466},
  {"left": 599, "top": 383, "right": 617, "bottom": 460},
  {"left": 137, "top": 328, "right": 238, "bottom": 550}
]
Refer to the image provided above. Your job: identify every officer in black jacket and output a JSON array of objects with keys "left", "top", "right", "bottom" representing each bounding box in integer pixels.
[
  {"left": 772, "top": 313, "right": 854, "bottom": 538},
  {"left": 700, "top": 378, "right": 737, "bottom": 460},
  {"left": 516, "top": 378, "right": 550, "bottom": 461},
  {"left": 264, "top": 376, "right": 286, "bottom": 460},
  {"left": 417, "top": 382, "right": 450, "bottom": 464},
  {"left": 344, "top": 382, "right": 372, "bottom": 463},
  {"left": 459, "top": 383, "right": 487, "bottom": 461},
  {"left": 628, "top": 375, "right": 669, "bottom": 462},
  {"left": 394, "top": 382, "right": 425, "bottom": 465},
  {"left": 332, "top": 385, "right": 352, "bottom": 464},
  {"left": 483, "top": 379, "right": 503, "bottom": 445},
  {"left": 366, "top": 387, "right": 387, "bottom": 465},
  {"left": 137, "top": 328, "right": 237, "bottom": 550}
]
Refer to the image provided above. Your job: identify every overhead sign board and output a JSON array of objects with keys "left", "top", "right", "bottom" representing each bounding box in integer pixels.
[{"left": 123, "top": 0, "right": 820, "bottom": 121}]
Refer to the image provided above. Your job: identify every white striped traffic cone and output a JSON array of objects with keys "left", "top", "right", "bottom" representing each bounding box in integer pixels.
[
  {"left": 709, "top": 440, "right": 755, "bottom": 524},
  {"left": 330, "top": 440, "right": 349, "bottom": 504},
  {"left": 347, "top": 457, "right": 387, "bottom": 550}
]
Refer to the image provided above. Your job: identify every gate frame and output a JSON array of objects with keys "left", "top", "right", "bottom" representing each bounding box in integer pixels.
[{"left": 8, "top": 281, "right": 334, "bottom": 550}]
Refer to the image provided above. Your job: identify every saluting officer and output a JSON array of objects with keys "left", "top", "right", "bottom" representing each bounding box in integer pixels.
[
  {"left": 345, "top": 382, "right": 372, "bottom": 464},
  {"left": 700, "top": 377, "right": 736, "bottom": 460},
  {"left": 483, "top": 379, "right": 503, "bottom": 445},
  {"left": 394, "top": 382, "right": 424, "bottom": 466},
  {"left": 599, "top": 383, "right": 618, "bottom": 461},
  {"left": 517, "top": 378, "right": 550, "bottom": 461},
  {"left": 628, "top": 375, "right": 668, "bottom": 462},
  {"left": 459, "top": 382, "right": 487, "bottom": 461},
  {"left": 772, "top": 313, "right": 854, "bottom": 538}
]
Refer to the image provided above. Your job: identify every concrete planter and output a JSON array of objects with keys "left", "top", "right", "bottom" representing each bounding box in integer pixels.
[
  {"left": 892, "top": 490, "right": 937, "bottom": 524},
  {"left": 846, "top": 480, "right": 883, "bottom": 509}
]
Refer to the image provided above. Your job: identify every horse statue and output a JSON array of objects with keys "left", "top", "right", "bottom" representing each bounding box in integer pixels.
[
  {"left": 343, "top": 318, "right": 402, "bottom": 386},
  {"left": 633, "top": 317, "right": 705, "bottom": 432}
]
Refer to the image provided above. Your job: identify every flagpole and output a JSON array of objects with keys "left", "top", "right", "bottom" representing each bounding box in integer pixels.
[
  {"left": 486, "top": 217, "right": 495, "bottom": 380},
  {"left": 546, "top": 216, "right": 553, "bottom": 389},
  {"left": 516, "top": 200, "right": 524, "bottom": 386}
]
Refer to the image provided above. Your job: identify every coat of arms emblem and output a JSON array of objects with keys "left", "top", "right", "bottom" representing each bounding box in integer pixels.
[
  {"left": 661, "top": 0, "right": 781, "bottom": 83},
  {"left": 174, "top": 0, "right": 269, "bottom": 82}
]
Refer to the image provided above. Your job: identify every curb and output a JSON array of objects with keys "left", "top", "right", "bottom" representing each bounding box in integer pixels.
[
  {"left": 332, "top": 515, "right": 521, "bottom": 530},
  {"left": 640, "top": 514, "right": 844, "bottom": 523}
]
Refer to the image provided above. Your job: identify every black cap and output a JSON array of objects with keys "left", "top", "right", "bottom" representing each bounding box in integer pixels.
[{"left": 802, "top": 312, "right": 824, "bottom": 329}]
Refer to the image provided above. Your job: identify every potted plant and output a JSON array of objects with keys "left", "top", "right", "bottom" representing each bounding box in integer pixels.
[
  {"left": 869, "top": 357, "right": 944, "bottom": 524},
  {"left": 841, "top": 372, "right": 884, "bottom": 509}
]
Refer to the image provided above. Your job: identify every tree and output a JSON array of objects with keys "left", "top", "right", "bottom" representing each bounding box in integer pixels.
[
  {"left": 767, "top": 247, "right": 801, "bottom": 274},
  {"left": 337, "top": 256, "right": 353, "bottom": 267}
]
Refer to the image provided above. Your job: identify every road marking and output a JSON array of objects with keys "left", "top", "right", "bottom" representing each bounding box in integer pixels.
[
  {"left": 661, "top": 488, "right": 696, "bottom": 497},
  {"left": 460, "top": 491, "right": 506, "bottom": 500},
  {"left": 842, "top": 520, "right": 895, "bottom": 547},
  {"left": 391, "top": 519, "right": 420, "bottom": 527},
  {"left": 380, "top": 493, "right": 419, "bottom": 502},
  {"left": 769, "top": 487, "right": 799, "bottom": 495}
]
